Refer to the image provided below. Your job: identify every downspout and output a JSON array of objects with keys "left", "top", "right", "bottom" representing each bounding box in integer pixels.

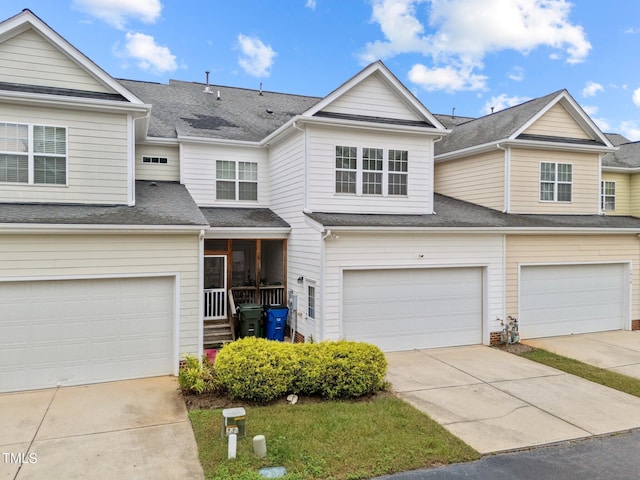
[
  {"left": 497, "top": 143, "right": 510, "bottom": 213},
  {"left": 293, "top": 121, "right": 310, "bottom": 213},
  {"left": 197, "top": 229, "right": 205, "bottom": 359}
]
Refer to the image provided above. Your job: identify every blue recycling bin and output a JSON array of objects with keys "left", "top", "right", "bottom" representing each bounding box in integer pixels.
[{"left": 264, "top": 306, "right": 288, "bottom": 341}]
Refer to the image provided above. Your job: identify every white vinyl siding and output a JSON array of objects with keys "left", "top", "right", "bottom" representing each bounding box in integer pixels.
[
  {"left": 308, "top": 125, "right": 433, "bottom": 214},
  {"left": 0, "top": 28, "right": 111, "bottom": 93},
  {"left": 322, "top": 72, "right": 420, "bottom": 121},
  {"left": 0, "top": 104, "right": 130, "bottom": 204},
  {"left": 181, "top": 142, "right": 268, "bottom": 207},
  {"left": 135, "top": 144, "right": 180, "bottom": 182},
  {"left": 524, "top": 103, "right": 591, "bottom": 139},
  {"left": 0, "top": 233, "right": 200, "bottom": 356},
  {"left": 343, "top": 267, "right": 483, "bottom": 351},
  {"left": 520, "top": 263, "right": 627, "bottom": 338}
]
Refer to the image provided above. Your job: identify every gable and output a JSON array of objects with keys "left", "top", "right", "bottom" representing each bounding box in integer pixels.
[
  {"left": 321, "top": 72, "right": 423, "bottom": 122},
  {"left": 0, "top": 28, "right": 111, "bottom": 93},
  {"left": 523, "top": 103, "right": 590, "bottom": 140}
]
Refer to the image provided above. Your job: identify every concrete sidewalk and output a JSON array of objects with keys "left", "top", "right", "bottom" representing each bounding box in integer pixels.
[
  {"left": 525, "top": 331, "right": 640, "bottom": 379},
  {"left": 0, "top": 377, "right": 204, "bottom": 480},
  {"left": 386, "top": 345, "right": 640, "bottom": 454}
]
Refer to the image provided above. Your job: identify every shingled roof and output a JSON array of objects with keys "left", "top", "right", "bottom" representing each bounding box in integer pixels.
[
  {"left": 118, "top": 79, "right": 321, "bottom": 142},
  {"left": 602, "top": 141, "right": 640, "bottom": 169}
]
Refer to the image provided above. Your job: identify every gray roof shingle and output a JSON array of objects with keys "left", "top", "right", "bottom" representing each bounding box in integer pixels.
[
  {"left": 306, "top": 194, "right": 640, "bottom": 230},
  {"left": 0, "top": 181, "right": 208, "bottom": 227},
  {"left": 118, "top": 79, "right": 322, "bottom": 142},
  {"left": 200, "top": 207, "right": 289, "bottom": 228},
  {"left": 0, "top": 81, "right": 128, "bottom": 102},
  {"left": 602, "top": 141, "right": 640, "bottom": 169}
]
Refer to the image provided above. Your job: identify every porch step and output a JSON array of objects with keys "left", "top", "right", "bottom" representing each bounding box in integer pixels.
[{"left": 203, "top": 319, "right": 234, "bottom": 349}]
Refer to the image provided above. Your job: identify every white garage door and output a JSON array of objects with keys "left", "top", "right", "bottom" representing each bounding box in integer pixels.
[
  {"left": 343, "top": 267, "right": 483, "bottom": 351},
  {"left": 520, "top": 264, "right": 627, "bottom": 339},
  {"left": 0, "top": 276, "right": 175, "bottom": 393}
]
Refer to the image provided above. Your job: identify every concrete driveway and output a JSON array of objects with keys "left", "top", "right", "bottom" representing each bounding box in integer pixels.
[
  {"left": 386, "top": 345, "right": 640, "bottom": 454},
  {"left": 525, "top": 331, "right": 640, "bottom": 379},
  {"left": 0, "top": 377, "right": 204, "bottom": 480}
]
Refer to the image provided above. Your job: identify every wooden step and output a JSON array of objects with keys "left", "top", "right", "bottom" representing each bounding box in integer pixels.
[{"left": 203, "top": 319, "right": 234, "bottom": 349}]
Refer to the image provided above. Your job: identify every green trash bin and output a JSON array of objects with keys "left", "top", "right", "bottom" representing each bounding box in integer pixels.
[{"left": 238, "top": 303, "right": 263, "bottom": 338}]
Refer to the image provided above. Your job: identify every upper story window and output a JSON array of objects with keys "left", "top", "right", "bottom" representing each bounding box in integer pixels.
[
  {"left": 335, "top": 146, "right": 408, "bottom": 196},
  {"left": 307, "top": 284, "right": 316, "bottom": 319},
  {"left": 0, "top": 122, "right": 67, "bottom": 185},
  {"left": 540, "top": 162, "right": 571, "bottom": 202},
  {"left": 216, "top": 160, "right": 257, "bottom": 201},
  {"left": 142, "top": 156, "right": 168, "bottom": 164},
  {"left": 601, "top": 180, "right": 616, "bottom": 211}
]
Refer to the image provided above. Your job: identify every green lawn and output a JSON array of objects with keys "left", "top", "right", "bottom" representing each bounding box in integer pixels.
[
  {"left": 519, "top": 348, "right": 640, "bottom": 398},
  {"left": 189, "top": 394, "right": 479, "bottom": 480}
]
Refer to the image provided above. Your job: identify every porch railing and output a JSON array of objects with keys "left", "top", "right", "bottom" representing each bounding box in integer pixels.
[
  {"left": 230, "top": 285, "right": 285, "bottom": 306},
  {"left": 204, "top": 288, "right": 226, "bottom": 319}
]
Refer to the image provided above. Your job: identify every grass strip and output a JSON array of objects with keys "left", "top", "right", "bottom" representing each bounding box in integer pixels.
[
  {"left": 189, "top": 394, "right": 479, "bottom": 480},
  {"left": 520, "top": 348, "right": 640, "bottom": 398}
]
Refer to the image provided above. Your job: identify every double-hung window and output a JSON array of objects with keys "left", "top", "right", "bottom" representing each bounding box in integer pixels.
[
  {"left": 601, "top": 180, "right": 615, "bottom": 211},
  {"left": 0, "top": 122, "right": 66, "bottom": 185},
  {"left": 540, "top": 162, "right": 572, "bottom": 202},
  {"left": 335, "top": 146, "right": 409, "bottom": 196},
  {"left": 216, "top": 160, "right": 258, "bottom": 201},
  {"left": 307, "top": 284, "right": 316, "bottom": 319}
]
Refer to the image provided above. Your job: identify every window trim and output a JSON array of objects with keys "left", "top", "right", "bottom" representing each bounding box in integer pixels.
[
  {"left": 0, "top": 121, "right": 68, "bottom": 186},
  {"left": 215, "top": 159, "right": 258, "bottom": 202},
  {"left": 601, "top": 180, "right": 616, "bottom": 212},
  {"left": 539, "top": 161, "right": 572, "bottom": 203},
  {"left": 307, "top": 283, "right": 316, "bottom": 319},
  {"left": 334, "top": 145, "right": 409, "bottom": 197}
]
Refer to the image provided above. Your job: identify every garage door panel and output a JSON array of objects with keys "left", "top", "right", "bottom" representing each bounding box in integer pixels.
[
  {"left": 521, "top": 264, "right": 626, "bottom": 338},
  {"left": 343, "top": 267, "right": 483, "bottom": 351},
  {"left": 0, "top": 277, "right": 174, "bottom": 392}
]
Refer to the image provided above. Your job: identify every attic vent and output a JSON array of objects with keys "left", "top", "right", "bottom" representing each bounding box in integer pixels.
[
  {"left": 259, "top": 82, "right": 264, "bottom": 96},
  {"left": 266, "top": 108, "right": 273, "bottom": 114}
]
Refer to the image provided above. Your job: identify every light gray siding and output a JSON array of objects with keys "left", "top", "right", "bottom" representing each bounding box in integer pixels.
[{"left": 135, "top": 143, "right": 180, "bottom": 182}]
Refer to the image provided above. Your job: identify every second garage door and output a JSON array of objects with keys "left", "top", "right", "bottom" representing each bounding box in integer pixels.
[
  {"left": 520, "top": 263, "right": 628, "bottom": 339},
  {"left": 343, "top": 267, "right": 483, "bottom": 351},
  {"left": 0, "top": 276, "right": 175, "bottom": 393}
]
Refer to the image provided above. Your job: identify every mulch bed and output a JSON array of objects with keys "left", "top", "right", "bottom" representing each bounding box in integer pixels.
[{"left": 492, "top": 342, "right": 536, "bottom": 355}]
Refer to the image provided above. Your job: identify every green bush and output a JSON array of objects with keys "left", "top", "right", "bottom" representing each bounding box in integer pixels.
[
  {"left": 215, "top": 337, "right": 299, "bottom": 402},
  {"left": 178, "top": 354, "right": 224, "bottom": 395},
  {"left": 215, "top": 338, "right": 387, "bottom": 402}
]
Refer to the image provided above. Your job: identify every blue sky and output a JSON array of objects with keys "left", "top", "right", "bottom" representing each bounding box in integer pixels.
[{"left": 3, "top": 1, "right": 640, "bottom": 139}]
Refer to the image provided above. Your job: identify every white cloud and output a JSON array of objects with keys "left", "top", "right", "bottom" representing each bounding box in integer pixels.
[
  {"left": 619, "top": 121, "right": 640, "bottom": 141},
  {"left": 408, "top": 63, "right": 487, "bottom": 92},
  {"left": 508, "top": 66, "right": 525, "bottom": 81},
  {"left": 581, "top": 104, "right": 598, "bottom": 116},
  {"left": 582, "top": 81, "right": 603, "bottom": 97},
  {"left": 237, "top": 35, "right": 277, "bottom": 77},
  {"left": 633, "top": 87, "right": 640, "bottom": 107},
  {"left": 73, "top": 0, "right": 162, "bottom": 29},
  {"left": 361, "top": 0, "right": 591, "bottom": 92},
  {"left": 123, "top": 32, "right": 177, "bottom": 74},
  {"left": 482, "top": 93, "right": 531, "bottom": 114},
  {"left": 306, "top": 0, "right": 317, "bottom": 9}
]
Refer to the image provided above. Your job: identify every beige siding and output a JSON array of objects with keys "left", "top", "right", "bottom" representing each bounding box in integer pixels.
[
  {"left": 434, "top": 150, "right": 505, "bottom": 210},
  {"left": 601, "top": 172, "right": 631, "bottom": 216},
  {"left": 0, "top": 103, "right": 130, "bottom": 204},
  {"left": 135, "top": 144, "right": 180, "bottom": 182},
  {"left": 322, "top": 73, "right": 419, "bottom": 121},
  {"left": 323, "top": 232, "right": 504, "bottom": 343},
  {"left": 631, "top": 173, "right": 640, "bottom": 217},
  {"left": 181, "top": 142, "right": 269, "bottom": 207},
  {"left": 506, "top": 235, "right": 640, "bottom": 324},
  {"left": 509, "top": 148, "right": 599, "bottom": 214},
  {"left": 0, "top": 29, "right": 111, "bottom": 93},
  {"left": 0, "top": 233, "right": 201, "bottom": 355},
  {"left": 307, "top": 124, "right": 433, "bottom": 214},
  {"left": 524, "top": 103, "right": 590, "bottom": 139}
]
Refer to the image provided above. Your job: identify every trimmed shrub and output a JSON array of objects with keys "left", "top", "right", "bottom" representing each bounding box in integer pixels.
[
  {"left": 178, "top": 354, "right": 224, "bottom": 395},
  {"left": 215, "top": 338, "right": 388, "bottom": 402},
  {"left": 215, "top": 337, "right": 299, "bottom": 402}
]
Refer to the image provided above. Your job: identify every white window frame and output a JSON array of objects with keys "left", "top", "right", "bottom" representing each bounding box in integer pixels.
[
  {"left": 0, "top": 121, "right": 68, "bottom": 186},
  {"left": 307, "top": 283, "right": 316, "bottom": 319},
  {"left": 335, "top": 146, "right": 357, "bottom": 194},
  {"left": 335, "top": 146, "right": 409, "bottom": 197},
  {"left": 215, "top": 160, "right": 258, "bottom": 201},
  {"left": 601, "top": 180, "right": 616, "bottom": 211},
  {"left": 539, "top": 161, "right": 572, "bottom": 202}
]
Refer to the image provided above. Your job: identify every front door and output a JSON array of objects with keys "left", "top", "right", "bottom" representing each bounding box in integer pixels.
[{"left": 204, "top": 255, "right": 227, "bottom": 319}]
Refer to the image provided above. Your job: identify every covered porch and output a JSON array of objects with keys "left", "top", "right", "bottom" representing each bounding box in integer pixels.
[{"left": 200, "top": 207, "right": 290, "bottom": 348}]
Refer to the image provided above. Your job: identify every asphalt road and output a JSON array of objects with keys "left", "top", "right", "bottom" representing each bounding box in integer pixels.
[{"left": 374, "top": 429, "right": 640, "bottom": 480}]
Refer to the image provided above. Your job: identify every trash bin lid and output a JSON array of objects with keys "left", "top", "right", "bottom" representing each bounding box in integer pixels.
[{"left": 239, "top": 303, "right": 263, "bottom": 310}]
